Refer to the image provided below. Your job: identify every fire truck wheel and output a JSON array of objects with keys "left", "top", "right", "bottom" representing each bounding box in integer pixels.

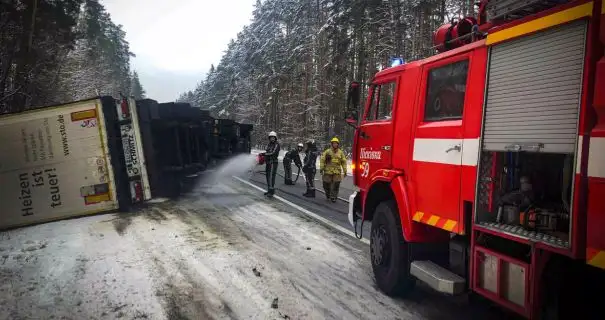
[{"left": 370, "top": 200, "right": 415, "bottom": 296}]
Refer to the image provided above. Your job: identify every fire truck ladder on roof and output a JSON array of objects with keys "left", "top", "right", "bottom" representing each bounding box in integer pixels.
[{"left": 485, "top": 0, "right": 571, "bottom": 22}]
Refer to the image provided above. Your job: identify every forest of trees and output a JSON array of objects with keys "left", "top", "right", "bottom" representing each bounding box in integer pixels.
[
  {"left": 177, "top": 0, "right": 477, "bottom": 149},
  {"left": 0, "top": 0, "right": 145, "bottom": 115}
]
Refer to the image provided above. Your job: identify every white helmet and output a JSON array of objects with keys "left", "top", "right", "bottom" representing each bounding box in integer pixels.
[
  {"left": 297, "top": 143, "right": 303, "bottom": 148},
  {"left": 268, "top": 131, "right": 277, "bottom": 138}
]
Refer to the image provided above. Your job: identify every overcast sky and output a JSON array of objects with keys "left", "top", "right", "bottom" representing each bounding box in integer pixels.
[{"left": 102, "top": 0, "right": 257, "bottom": 103}]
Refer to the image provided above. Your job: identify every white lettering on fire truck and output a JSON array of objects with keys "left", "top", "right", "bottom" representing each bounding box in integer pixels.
[{"left": 360, "top": 148, "right": 382, "bottom": 160}]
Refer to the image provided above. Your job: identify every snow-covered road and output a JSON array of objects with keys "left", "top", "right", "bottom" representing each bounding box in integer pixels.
[{"left": 0, "top": 173, "right": 503, "bottom": 320}]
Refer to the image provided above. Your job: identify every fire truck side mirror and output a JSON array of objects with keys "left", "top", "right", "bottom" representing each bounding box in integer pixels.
[
  {"left": 347, "top": 81, "right": 361, "bottom": 111},
  {"left": 345, "top": 111, "right": 358, "bottom": 127}
]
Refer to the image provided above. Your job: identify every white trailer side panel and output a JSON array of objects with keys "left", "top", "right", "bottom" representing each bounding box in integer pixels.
[
  {"left": 0, "top": 99, "right": 118, "bottom": 229},
  {"left": 124, "top": 98, "right": 152, "bottom": 201}
]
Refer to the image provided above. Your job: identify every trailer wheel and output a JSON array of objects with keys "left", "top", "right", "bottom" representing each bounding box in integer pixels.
[{"left": 370, "top": 200, "right": 415, "bottom": 295}]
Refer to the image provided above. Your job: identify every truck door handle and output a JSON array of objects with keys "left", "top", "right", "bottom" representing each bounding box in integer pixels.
[
  {"left": 360, "top": 131, "right": 370, "bottom": 139},
  {"left": 446, "top": 144, "right": 461, "bottom": 153}
]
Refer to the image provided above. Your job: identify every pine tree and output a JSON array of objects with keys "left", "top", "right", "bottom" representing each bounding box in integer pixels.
[
  {"left": 130, "top": 71, "right": 146, "bottom": 99},
  {"left": 174, "top": 0, "right": 476, "bottom": 147}
]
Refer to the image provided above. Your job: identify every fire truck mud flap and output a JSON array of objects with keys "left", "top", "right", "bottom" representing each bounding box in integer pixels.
[{"left": 347, "top": 191, "right": 358, "bottom": 228}]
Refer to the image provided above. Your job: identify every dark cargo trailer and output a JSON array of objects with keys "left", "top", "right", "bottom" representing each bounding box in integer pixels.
[
  {"left": 235, "top": 123, "right": 253, "bottom": 154},
  {"left": 212, "top": 119, "right": 239, "bottom": 159}
]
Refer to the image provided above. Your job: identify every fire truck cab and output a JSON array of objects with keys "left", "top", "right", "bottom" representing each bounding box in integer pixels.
[{"left": 346, "top": 0, "right": 605, "bottom": 318}]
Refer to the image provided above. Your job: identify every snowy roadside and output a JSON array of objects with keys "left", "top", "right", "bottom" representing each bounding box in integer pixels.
[
  {"left": 0, "top": 176, "right": 502, "bottom": 320},
  {"left": 0, "top": 179, "right": 425, "bottom": 320}
]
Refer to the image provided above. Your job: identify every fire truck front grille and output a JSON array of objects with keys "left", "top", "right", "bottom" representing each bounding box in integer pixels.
[{"left": 478, "top": 222, "right": 569, "bottom": 248}]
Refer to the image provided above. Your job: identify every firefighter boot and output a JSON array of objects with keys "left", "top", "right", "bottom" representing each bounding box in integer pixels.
[
  {"left": 323, "top": 182, "right": 331, "bottom": 200},
  {"left": 303, "top": 188, "right": 315, "bottom": 198},
  {"left": 284, "top": 178, "right": 293, "bottom": 185}
]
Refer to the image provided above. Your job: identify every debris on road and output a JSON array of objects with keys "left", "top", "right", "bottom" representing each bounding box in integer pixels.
[
  {"left": 271, "top": 297, "right": 279, "bottom": 309},
  {"left": 252, "top": 267, "right": 261, "bottom": 277}
]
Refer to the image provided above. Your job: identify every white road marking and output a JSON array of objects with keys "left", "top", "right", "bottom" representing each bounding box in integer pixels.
[
  {"left": 274, "top": 169, "right": 350, "bottom": 202},
  {"left": 233, "top": 176, "right": 369, "bottom": 245}
]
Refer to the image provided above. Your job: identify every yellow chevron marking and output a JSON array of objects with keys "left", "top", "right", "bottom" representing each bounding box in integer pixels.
[
  {"left": 427, "top": 215, "right": 440, "bottom": 226},
  {"left": 443, "top": 220, "right": 458, "bottom": 232},
  {"left": 413, "top": 212, "right": 424, "bottom": 222},
  {"left": 588, "top": 251, "right": 605, "bottom": 270}
]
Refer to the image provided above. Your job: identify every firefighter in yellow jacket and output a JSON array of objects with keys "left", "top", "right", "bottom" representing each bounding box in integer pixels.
[{"left": 320, "top": 137, "right": 347, "bottom": 202}]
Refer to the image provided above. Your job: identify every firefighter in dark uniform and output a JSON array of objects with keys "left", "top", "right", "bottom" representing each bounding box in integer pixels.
[
  {"left": 302, "top": 139, "right": 319, "bottom": 198},
  {"left": 283, "top": 143, "right": 303, "bottom": 185},
  {"left": 261, "top": 131, "right": 280, "bottom": 197}
]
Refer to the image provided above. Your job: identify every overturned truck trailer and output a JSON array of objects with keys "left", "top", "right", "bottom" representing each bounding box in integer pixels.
[
  {"left": 235, "top": 123, "right": 253, "bottom": 154},
  {"left": 0, "top": 97, "right": 150, "bottom": 230},
  {"left": 134, "top": 99, "right": 250, "bottom": 198}
]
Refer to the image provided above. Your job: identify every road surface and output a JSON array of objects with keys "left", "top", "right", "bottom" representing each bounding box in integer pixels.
[{"left": 0, "top": 158, "right": 511, "bottom": 320}]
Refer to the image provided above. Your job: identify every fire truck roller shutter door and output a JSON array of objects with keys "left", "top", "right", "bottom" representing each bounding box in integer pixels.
[{"left": 482, "top": 19, "right": 587, "bottom": 154}]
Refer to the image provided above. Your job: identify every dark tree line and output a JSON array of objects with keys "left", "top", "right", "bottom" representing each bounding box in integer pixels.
[
  {"left": 177, "top": 0, "right": 476, "bottom": 149},
  {"left": 0, "top": 0, "right": 146, "bottom": 114}
]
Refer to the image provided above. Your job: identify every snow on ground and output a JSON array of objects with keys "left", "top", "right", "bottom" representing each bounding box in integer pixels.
[
  {"left": 0, "top": 177, "right": 407, "bottom": 319},
  {"left": 0, "top": 172, "right": 499, "bottom": 320}
]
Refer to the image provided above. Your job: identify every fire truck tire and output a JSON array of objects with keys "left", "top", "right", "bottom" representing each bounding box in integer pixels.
[{"left": 370, "top": 200, "right": 415, "bottom": 296}]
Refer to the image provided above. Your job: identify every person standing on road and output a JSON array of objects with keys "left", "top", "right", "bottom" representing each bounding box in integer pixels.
[
  {"left": 283, "top": 143, "right": 303, "bottom": 185},
  {"left": 302, "top": 140, "right": 319, "bottom": 198},
  {"left": 261, "top": 131, "right": 280, "bottom": 197},
  {"left": 320, "top": 137, "right": 347, "bottom": 202}
]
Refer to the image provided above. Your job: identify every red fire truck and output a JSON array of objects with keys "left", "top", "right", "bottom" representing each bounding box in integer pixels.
[{"left": 345, "top": 0, "right": 605, "bottom": 318}]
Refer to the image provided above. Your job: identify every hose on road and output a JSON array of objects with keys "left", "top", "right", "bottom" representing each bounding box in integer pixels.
[{"left": 292, "top": 166, "right": 301, "bottom": 183}]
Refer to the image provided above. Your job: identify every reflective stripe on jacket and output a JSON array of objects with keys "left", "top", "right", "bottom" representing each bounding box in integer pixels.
[{"left": 320, "top": 148, "right": 347, "bottom": 175}]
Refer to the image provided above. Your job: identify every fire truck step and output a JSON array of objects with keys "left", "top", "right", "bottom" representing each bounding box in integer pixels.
[{"left": 410, "top": 260, "right": 466, "bottom": 295}]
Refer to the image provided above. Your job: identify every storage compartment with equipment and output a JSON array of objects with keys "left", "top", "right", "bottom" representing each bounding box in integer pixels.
[{"left": 475, "top": 150, "right": 574, "bottom": 247}]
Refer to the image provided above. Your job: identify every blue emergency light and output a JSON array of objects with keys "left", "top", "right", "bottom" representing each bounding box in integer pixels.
[{"left": 390, "top": 57, "right": 405, "bottom": 68}]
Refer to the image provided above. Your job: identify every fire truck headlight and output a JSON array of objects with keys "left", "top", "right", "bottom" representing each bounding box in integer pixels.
[{"left": 351, "top": 162, "right": 356, "bottom": 172}]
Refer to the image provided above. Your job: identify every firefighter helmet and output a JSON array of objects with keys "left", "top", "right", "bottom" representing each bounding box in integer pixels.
[
  {"left": 268, "top": 131, "right": 277, "bottom": 138},
  {"left": 331, "top": 137, "right": 340, "bottom": 144},
  {"left": 297, "top": 143, "right": 304, "bottom": 148}
]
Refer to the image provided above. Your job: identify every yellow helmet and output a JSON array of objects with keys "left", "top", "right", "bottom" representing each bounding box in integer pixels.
[{"left": 331, "top": 137, "right": 340, "bottom": 144}]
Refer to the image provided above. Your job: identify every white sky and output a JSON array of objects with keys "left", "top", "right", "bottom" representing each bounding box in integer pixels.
[{"left": 102, "top": 0, "right": 256, "bottom": 102}]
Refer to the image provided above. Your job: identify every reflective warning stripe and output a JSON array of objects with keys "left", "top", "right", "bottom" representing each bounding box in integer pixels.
[
  {"left": 413, "top": 211, "right": 460, "bottom": 234},
  {"left": 486, "top": 2, "right": 594, "bottom": 45},
  {"left": 587, "top": 248, "right": 605, "bottom": 269}
]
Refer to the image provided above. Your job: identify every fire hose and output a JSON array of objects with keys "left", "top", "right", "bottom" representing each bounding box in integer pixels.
[
  {"left": 257, "top": 153, "right": 302, "bottom": 184},
  {"left": 293, "top": 165, "right": 301, "bottom": 183}
]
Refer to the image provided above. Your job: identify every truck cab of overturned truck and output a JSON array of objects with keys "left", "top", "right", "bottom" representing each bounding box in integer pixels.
[{"left": 345, "top": 0, "right": 605, "bottom": 318}]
